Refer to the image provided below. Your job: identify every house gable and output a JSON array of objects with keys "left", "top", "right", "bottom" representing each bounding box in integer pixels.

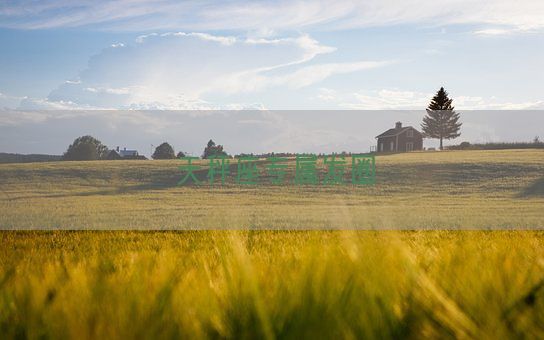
[
  {"left": 375, "top": 122, "right": 423, "bottom": 152},
  {"left": 376, "top": 126, "right": 421, "bottom": 139}
]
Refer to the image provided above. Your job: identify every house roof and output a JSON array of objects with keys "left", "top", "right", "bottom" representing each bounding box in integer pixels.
[
  {"left": 106, "top": 150, "right": 122, "bottom": 159},
  {"left": 375, "top": 126, "right": 420, "bottom": 139},
  {"left": 119, "top": 149, "right": 138, "bottom": 157}
]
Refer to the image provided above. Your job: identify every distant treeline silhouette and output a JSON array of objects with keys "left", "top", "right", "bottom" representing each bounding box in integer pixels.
[
  {"left": 0, "top": 153, "right": 61, "bottom": 163},
  {"left": 447, "top": 139, "right": 543, "bottom": 150},
  {"left": 234, "top": 151, "right": 355, "bottom": 158},
  {"left": 3, "top": 136, "right": 542, "bottom": 164}
]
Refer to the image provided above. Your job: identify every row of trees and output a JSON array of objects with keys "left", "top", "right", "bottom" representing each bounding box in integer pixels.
[
  {"left": 62, "top": 137, "right": 229, "bottom": 161},
  {"left": 151, "top": 139, "right": 228, "bottom": 159}
]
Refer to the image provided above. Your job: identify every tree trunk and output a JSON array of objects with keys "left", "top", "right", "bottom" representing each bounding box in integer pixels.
[{"left": 440, "top": 137, "right": 443, "bottom": 150}]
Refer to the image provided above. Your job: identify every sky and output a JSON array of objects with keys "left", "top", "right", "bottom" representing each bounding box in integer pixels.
[{"left": 0, "top": 0, "right": 543, "bottom": 155}]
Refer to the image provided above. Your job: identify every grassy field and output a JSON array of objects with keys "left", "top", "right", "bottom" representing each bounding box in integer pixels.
[
  {"left": 0, "top": 149, "right": 543, "bottom": 229},
  {"left": 1, "top": 150, "right": 544, "bottom": 339}
]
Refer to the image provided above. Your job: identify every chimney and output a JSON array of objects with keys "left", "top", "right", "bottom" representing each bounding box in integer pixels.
[
  {"left": 124, "top": 147, "right": 126, "bottom": 151},
  {"left": 395, "top": 121, "right": 402, "bottom": 129},
  {"left": 116, "top": 146, "right": 119, "bottom": 152}
]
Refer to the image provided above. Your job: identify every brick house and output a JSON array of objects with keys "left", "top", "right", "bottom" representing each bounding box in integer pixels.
[{"left": 375, "top": 122, "right": 423, "bottom": 152}]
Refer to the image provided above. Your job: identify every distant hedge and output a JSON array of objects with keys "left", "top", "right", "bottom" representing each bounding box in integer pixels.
[
  {"left": 447, "top": 141, "right": 544, "bottom": 150},
  {"left": 0, "top": 153, "right": 62, "bottom": 163}
]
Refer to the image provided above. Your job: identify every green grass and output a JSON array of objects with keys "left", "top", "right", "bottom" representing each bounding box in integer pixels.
[{"left": 1, "top": 150, "right": 544, "bottom": 338}]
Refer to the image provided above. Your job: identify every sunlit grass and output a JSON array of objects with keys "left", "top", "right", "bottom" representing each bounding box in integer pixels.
[{"left": 1, "top": 231, "right": 544, "bottom": 339}]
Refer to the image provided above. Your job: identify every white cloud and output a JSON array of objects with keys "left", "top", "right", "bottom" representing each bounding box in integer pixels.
[
  {"left": 136, "top": 32, "right": 237, "bottom": 45},
  {"left": 1, "top": 1, "right": 543, "bottom": 34},
  {"left": 341, "top": 89, "right": 432, "bottom": 110},
  {"left": 455, "top": 96, "right": 544, "bottom": 110},
  {"left": 0, "top": 108, "right": 175, "bottom": 135},
  {"left": 269, "top": 61, "right": 392, "bottom": 89},
  {"left": 472, "top": 27, "right": 531, "bottom": 36},
  {"left": 316, "top": 88, "right": 338, "bottom": 102},
  {"left": 316, "top": 88, "right": 544, "bottom": 110},
  {"left": 84, "top": 86, "right": 132, "bottom": 95},
  {"left": 18, "top": 97, "right": 101, "bottom": 110},
  {"left": 0, "top": 92, "right": 25, "bottom": 109},
  {"left": 205, "top": 60, "right": 389, "bottom": 96},
  {"left": 136, "top": 32, "right": 336, "bottom": 63},
  {"left": 0, "top": 109, "right": 50, "bottom": 126},
  {"left": 32, "top": 32, "right": 384, "bottom": 109},
  {"left": 473, "top": 28, "right": 512, "bottom": 36}
]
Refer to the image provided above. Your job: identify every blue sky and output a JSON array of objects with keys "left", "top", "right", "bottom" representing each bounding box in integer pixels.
[
  {"left": 1, "top": 0, "right": 543, "bottom": 110},
  {"left": 0, "top": 0, "right": 543, "bottom": 154}
]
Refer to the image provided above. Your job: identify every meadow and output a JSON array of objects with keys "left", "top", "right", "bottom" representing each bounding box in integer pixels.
[
  {"left": 0, "top": 149, "right": 543, "bottom": 229},
  {"left": 1, "top": 150, "right": 544, "bottom": 339}
]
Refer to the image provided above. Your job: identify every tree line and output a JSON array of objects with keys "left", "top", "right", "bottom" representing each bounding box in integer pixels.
[{"left": 62, "top": 137, "right": 230, "bottom": 161}]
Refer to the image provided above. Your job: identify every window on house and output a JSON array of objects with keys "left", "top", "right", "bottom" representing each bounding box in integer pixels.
[
  {"left": 406, "top": 142, "right": 413, "bottom": 152},
  {"left": 407, "top": 129, "right": 413, "bottom": 137},
  {"left": 390, "top": 141, "right": 394, "bottom": 151}
]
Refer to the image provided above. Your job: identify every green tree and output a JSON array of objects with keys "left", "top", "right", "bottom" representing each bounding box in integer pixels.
[
  {"left": 202, "top": 139, "right": 228, "bottom": 159},
  {"left": 152, "top": 142, "right": 176, "bottom": 159},
  {"left": 421, "top": 87, "right": 462, "bottom": 150},
  {"left": 176, "top": 151, "right": 186, "bottom": 158},
  {"left": 62, "top": 135, "right": 108, "bottom": 161}
]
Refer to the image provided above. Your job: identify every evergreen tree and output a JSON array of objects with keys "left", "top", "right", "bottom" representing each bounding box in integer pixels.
[
  {"left": 152, "top": 142, "right": 176, "bottom": 159},
  {"left": 421, "top": 87, "right": 462, "bottom": 150}
]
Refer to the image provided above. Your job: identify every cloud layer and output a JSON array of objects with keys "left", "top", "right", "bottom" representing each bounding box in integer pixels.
[
  {"left": 15, "top": 32, "right": 388, "bottom": 109},
  {"left": 2, "top": 0, "right": 543, "bottom": 34},
  {"left": 3, "top": 29, "right": 540, "bottom": 111},
  {"left": 1, "top": 2, "right": 542, "bottom": 111}
]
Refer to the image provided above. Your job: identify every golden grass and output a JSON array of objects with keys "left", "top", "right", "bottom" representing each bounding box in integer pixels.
[
  {"left": 1, "top": 231, "right": 544, "bottom": 339},
  {"left": 0, "top": 149, "right": 543, "bottom": 229},
  {"left": 1, "top": 150, "right": 544, "bottom": 338}
]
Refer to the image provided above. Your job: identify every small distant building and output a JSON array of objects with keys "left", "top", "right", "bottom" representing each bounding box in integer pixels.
[
  {"left": 118, "top": 147, "right": 138, "bottom": 157},
  {"left": 376, "top": 122, "right": 423, "bottom": 152},
  {"left": 106, "top": 146, "right": 147, "bottom": 160},
  {"left": 105, "top": 150, "right": 122, "bottom": 160}
]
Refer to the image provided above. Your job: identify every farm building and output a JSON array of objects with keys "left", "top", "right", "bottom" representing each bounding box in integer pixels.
[
  {"left": 105, "top": 150, "right": 123, "bottom": 160},
  {"left": 376, "top": 122, "right": 423, "bottom": 152},
  {"left": 106, "top": 147, "right": 147, "bottom": 160},
  {"left": 118, "top": 147, "right": 139, "bottom": 157}
]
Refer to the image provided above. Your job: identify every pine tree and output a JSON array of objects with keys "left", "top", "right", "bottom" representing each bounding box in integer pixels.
[{"left": 421, "top": 87, "right": 462, "bottom": 150}]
